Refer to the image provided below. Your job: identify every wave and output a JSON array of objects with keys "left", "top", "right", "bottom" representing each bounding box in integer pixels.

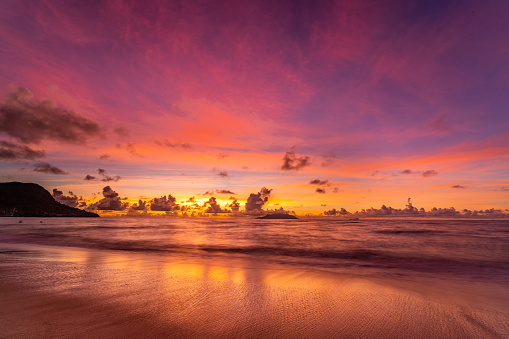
[
  {"left": 2, "top": 218, "right": 508, "bottom": 282},
  {"left": 19, "top": 231, "right": 506, "bottom": 273},
  {"left": 374, "top": 229, "right": 449, "bottom": 235}
]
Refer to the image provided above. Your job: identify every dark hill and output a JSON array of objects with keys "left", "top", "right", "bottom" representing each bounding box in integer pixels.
[
  {"left": 0, "top": 182, "right": 99, "bottom": 217},
  {"left": 256, "top": 213, "right": 298, "bottom": 219}
]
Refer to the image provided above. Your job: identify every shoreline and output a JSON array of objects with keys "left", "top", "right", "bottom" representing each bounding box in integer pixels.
[{"left": 1, "top": 242, "right": 508, "bottom": 338}]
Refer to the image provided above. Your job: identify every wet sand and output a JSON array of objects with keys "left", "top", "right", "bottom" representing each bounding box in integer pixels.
[{"left": 1, "top": 243, "right": 508, "bottom": 338}]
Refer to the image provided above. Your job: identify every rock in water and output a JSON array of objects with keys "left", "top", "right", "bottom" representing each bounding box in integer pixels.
[{"left": 256, "top": 213, "right": 298, "bottom": 219}]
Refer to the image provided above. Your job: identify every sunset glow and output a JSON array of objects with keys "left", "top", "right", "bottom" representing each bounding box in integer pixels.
[{"left": 1, "top": 0, "right": 508, "bottom": 216}]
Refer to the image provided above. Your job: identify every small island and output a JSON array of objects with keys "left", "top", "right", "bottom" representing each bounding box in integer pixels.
[
  {"left": 256, "top": 213, "right": 298, "bottom": 219},
  {"left": 0, "top": 182, "right": 99, "bottom": 217}
]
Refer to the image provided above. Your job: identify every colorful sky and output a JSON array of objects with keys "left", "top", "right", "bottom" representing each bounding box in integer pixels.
[{"left": 1, "top": 0, "right": 508, "bottom": 215}]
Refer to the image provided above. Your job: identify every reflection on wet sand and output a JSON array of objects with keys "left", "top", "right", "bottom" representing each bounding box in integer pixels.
[{"left": 1, "top": 243, "right": 508, "bottom": 338}]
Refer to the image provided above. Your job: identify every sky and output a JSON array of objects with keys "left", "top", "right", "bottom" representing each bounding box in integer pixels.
[{"left": 1, "top": 0, "right": 508, "bottom": 216}]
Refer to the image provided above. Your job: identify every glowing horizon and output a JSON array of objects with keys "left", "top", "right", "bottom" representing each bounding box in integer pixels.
[{"left": 1, "top": 0, "right": 508, "bottom": 216}]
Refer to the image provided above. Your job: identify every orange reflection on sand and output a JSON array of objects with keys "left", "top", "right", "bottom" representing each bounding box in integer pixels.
[
  {"left": 231, "top": 269, "right": 245, "bottom": 285},
  {"left": 163, "top": 262, "right": 205, "bottom": 280},
  {"left": 52, "top": 248, "right": 89, "bottom": 263},
  {"left": 103, "top": 254, "right": 137, "bottom": 270},
  {"left": 2, "top": 244, "right": 507, "bottom": 338},
  {"left": 163, "top": 261, "right": 248, "bottom": 285},
  {"left": 207, "top": 266, "right": 230, "bottom": 282}
]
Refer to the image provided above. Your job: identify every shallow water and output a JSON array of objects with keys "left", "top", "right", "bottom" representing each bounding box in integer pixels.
[{"left": 1, "top": 217, "right": 508, "bottom": 283}]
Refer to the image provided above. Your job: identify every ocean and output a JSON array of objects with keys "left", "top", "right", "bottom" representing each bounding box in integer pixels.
[
  {"left": 2, "top": 217, "right": 509, "bottom": 337},
  {"left": 1, "top": 217, "right": 508, "bottom": 284}
]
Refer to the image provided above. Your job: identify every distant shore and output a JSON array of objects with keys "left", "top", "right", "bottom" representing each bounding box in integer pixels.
[{"left": 1, "top": 242, "right": 508, "bottom": 338}]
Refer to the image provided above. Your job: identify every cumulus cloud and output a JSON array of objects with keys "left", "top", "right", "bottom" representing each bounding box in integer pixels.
[
  {"left": 102, "top": 186, "right": 119, "bottom": 198},
  {"left": 245, "top": 187, "right": 272, "bottom": 212},
  {"left": 0, "top": 140, "right": 45, "bottom": 161},
  {"left": 127, "top": 199, "right": 149, "bottom": 216},
  {"left": 281, "top": 147, "right": 310, "bottom": 171},
  {"left": 89, "top": 186, "right": 128, "bottom": 211},
  {"left": 0, "top": 87, "right": 101, "bottom": 144},
  {"left": 324, "top": 199, "right": 421, "bottom": 217},
  {"left": 462, "top": 208, "right": 508, "bottom": 217},
  {"left": 33, "top": 162, "right": 67, "bottom": 175},
  {"left": 101, "top": 175, "right": 121, "bottom": 182},
  {"left": 325, "top": 204, "right": 409, "bottom": 217},
  {"left": 310, "top": 179, "right": 329, "bottom": 185},
  {"left": 84, "top": 168, "right": 121, "bottom": 182},
  {"left": 397, "top": 169, "right": 438, "bottom": 178},
  {"left": 422, "top": 170, "right": 438, "bottom": 177},
  {"left": 52, "top": 189, "right": 79, "bottom": 208},
  {"left": 310, "top": 179, "right": 335, "bottom": 193},
  {"left": 130, "top": 199, "right": 147, "bottom": 211},
  {"left": 203, "top": 189, "right": 236, "bottom": 195},
  {"left": 150, "top": 194, "right": 180, "bottom": 211},
  {"left": 322, "top": 199, "right": 508, "bottom": 218},
  {"left": 451, "top": 185, "right": 465, "bottom": 189},
  {"left": 204, "top": 197, "right": 230, "bottom": 213},
  {"left": 227, "top": 199, "right": 240, "bottom": 212},
  {"left": 264, "top": 207, "right": 293, "bottom": 215},
  {"left": 217, "top": 189, "right": 234, "bottom": 194},
  {"left": 324, "top": 208, "right": 349, "bottom": 216}
]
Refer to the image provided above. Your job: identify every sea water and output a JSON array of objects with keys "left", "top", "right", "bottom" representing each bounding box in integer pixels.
[{"left": 1, "top": 217, "right": 508, "bottom": 285}]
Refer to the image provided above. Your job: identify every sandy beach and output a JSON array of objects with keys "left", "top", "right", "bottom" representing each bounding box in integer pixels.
[{"left": 1, "top": 242, "right": 508, "bottom": 338}]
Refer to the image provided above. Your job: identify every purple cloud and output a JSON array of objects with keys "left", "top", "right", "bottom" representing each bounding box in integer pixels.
[
  {"left": 281, "top": 147, "right": 310, "bottom": 171},
  {"left": 0, "top": 87, "right": 101, "bottom": 144},
  {"left": 33, "top": 162, "right": 67, "bottom": 175},
  {"left": 0, "top": 140, "right": 45, "bottom": 161},
  {"left": 245, "top": 187, "right": 272, "bottom": 212},
  {"left": 422, "top": 170, "right": 438, "bottom": 178}
]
